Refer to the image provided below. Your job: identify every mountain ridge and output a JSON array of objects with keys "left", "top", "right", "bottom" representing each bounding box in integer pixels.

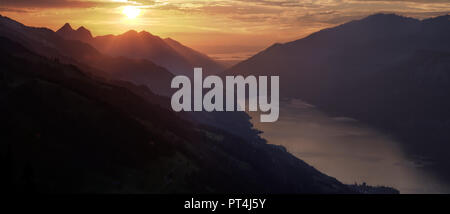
[
  {"left": 56, "top": 22, "right": 93, "bottom": 42},
  {"left": 56, "top": 24, "right": 225, "bottom": 76},
  {"left": 0, "top": 14, "right": 174, "bottom": 96}
]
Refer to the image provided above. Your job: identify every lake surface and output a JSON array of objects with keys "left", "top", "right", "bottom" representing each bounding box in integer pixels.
[{"left": 249, "top": 99, "right": 450, "bottom": 193}]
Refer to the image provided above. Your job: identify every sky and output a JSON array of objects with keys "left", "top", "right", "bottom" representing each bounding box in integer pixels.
[{"left": 1, "top": 0, "right": 449, "bottom": 62}]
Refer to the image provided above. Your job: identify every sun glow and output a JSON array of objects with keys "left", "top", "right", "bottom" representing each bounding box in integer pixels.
[{"left": 122, "top": 6, "right": 141, "bottom": 19}]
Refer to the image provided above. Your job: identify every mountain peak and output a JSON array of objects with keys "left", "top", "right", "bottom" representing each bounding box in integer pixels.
[
  {"left": 367, "top": 13, "right": 403, "bottom": 19},
  {"left": 360, "top": 13, "right": 418, "bottom": 24},
  {"left": 118, "top": 30, "right": 161, "bottom": 41},
  {"left": 56, "top": 23, "right": 92, "bottom": 42},
  {"left": 77, "top": 26, "right": 87, "bottom": 31},
  {"left": 123, "top": 30, "right": 138, "bottom": 35},
  {"left": 60, "top": 23, "right": 73, "bottom": 31},
  {"left": 57, "top": 23, "right": 75, "bottom": 36},
  {"left": 139, "top": 30, "right": 155, "bottom": 36},
  {"left": 76, "top": 26, "right": 93, "bottom": 38}
]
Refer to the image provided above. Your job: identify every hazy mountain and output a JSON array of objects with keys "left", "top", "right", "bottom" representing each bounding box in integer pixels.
[
  {"left": 0, "top": 36, "right": 393, "bottom": 194},
  {"left": 56, "top": 24, "right": 225, "bottom": 76},
  {"left": 225, "top": 13, "right": 450, "bottom": 180},
  {"left": 164, "top": 37, "right": 225, "bottom": 74},
  {"left": 0, "top": 15, "right": 174, "bottom": 95},
  {"left": 56, "top": 23, "right": 93, "bottom": 42}
]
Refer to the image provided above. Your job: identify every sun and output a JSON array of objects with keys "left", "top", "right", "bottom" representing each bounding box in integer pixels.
[{"left": 122, "top": 6, "right": 141, "bottom": 19}]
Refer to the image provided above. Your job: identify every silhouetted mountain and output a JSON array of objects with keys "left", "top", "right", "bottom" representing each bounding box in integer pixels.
[
  {"left": 56, "top": 23, "right": 93, "bottom": 42},
  {"left": 56, "top": 24, "right": 224, "bottom": 76},
  {"left": 225, "top": 13, "right": 450, "bottom": 180},
  {"left": 0, "top": 15, "right": 173, "bottom": 95},
  {"left": 53, "top": 21, "right": 258, "bottom": 139},
  {"left": 0, "top": 36, "right": 382, "bottom": 194},
  {"left": 0, "top": 14, "right": 268, "bottom": 152},
  {"left": 164, "top": 37, "right": 225, "bottom": 75}
]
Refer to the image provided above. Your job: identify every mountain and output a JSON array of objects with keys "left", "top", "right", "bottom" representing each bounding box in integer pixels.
[
  {"left": 0, "top": 35, "right": 382, "bottom": 194},
  {"left": 56, "top": 23, "right": 93, "bottom": 42},
  {"left": 164, "top": 37, "right": 225, "bottom": 74},
  {"left": 0, "top": 14, "right": 174, "bottom": 96},
  {"left": 225, "top": 13, "right": 450, "bottom": 179},
  {"left": 0, "top": 14, "right": 269, "bottom": 150},
  {"left": 56, "top": 25, "right": 225, "bottom": 76}
]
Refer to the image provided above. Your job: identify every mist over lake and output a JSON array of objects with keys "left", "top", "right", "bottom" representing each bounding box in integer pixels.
[{"left": 249, "top": 99, "right": 450, "bottom": 194}]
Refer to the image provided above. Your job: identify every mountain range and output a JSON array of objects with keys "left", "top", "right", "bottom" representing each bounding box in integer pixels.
[
  {"left": 0, "top": 15, "right": 174, "bottom": 96},
  {"left": 56, "top": 23, "right": 224, "bottom": 76},
  {"left": 0, "top": 14, "right": 400, "bottom": 194},
  {"left": 0, "top": 34, "right": 359, "bottom": 194},
  {"left": 0, "top": 14, "right": 266, "bottom": 150},
  {"left": 225, "top": 13, "right": 450, "bottom": 180}
]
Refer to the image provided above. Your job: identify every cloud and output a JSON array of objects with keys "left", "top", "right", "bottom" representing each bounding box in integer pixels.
[
  {"left": 0, "top": 0, "right": 128, "bottom": 9},
  {"left": 0, "top": 7, "right": 30, "bottom": 13},
  {"left": 1, "top": 0, "right": 94, "bottom": 8}
]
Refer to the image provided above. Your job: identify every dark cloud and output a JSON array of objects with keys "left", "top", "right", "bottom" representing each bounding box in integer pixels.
[
  {"left": 234, "top": 0, "right": 311, "bottom": 7},
  {"left": 0, "top": 7, "right": 29, "bottom": 13},
  {"left": 0, "top": 0, "right": 118, "bottom": 9}
]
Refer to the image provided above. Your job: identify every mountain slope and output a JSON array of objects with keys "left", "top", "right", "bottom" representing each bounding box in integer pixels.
[
  {"left": 56, "top": 24, "right": 224, "bottom": 76},
  {"left": 164, "top": 37, "right": 225, "bottom": 74},
  {"left": 225, "top": 13, "right": 450, "bottom": 180},
  {"left": 0, "top": 36, "right": 369, "bottom": 194}
]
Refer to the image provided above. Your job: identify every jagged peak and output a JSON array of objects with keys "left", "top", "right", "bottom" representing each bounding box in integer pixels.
[
  {"left": 60, "top": 23, "right": 73, "bottom": 30},
  {"left": 76, "top": 26, "right": 87, "bottom": 31},
  {"left": 76, "top": 26, "right": 93, "bottom": 39},
  {"left": 76, "top": 26, "right": 92, "bottom": 34}
]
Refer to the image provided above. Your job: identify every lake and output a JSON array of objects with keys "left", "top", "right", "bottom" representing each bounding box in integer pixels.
[{"left": 249, "top": 99, "right": 450, "bottom": 193}]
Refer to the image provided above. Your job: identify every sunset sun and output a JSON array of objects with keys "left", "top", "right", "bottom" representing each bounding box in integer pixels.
[{"left": 122, "top": 6, "right": 141, "bottom": 19}]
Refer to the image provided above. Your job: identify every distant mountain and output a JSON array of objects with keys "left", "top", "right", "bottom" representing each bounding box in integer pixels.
[
  {"left": 164, "top": 37, "right": 225, "bottom": 74},
  {"left": 0, "top": 15, "right": 174, "bottom": 95},
  {"left": 225, "top": 13, "right": 450, "bottom": 180},
  {"left": 0, "top": 35, "right": 382, "bottom": 194},
  {"left": 56, "top": 24, "right": 225, "bottom": 76},
  {"left": 56, "top": 23, "right": 93, "bottom": 42}
]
